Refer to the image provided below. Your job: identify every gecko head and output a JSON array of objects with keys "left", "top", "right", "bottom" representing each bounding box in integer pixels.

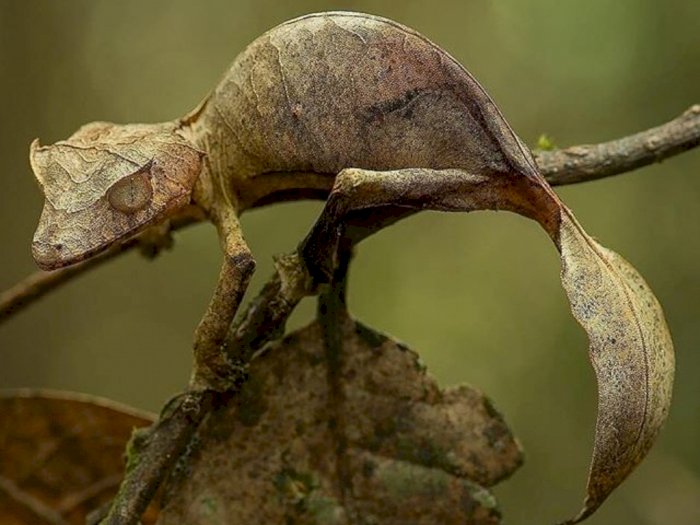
[{"left": 29, "top": 121, "right": 204, "bottom": 270}]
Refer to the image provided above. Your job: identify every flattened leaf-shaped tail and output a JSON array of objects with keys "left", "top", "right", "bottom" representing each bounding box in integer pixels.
[{"left": 555, "top": 208, "right": 674, "bottom": 523}]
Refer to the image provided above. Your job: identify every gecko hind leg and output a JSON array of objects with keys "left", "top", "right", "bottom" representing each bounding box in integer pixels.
[
  {"left": 191, "top": 208, "right": 255, "bottom": 390},
  {"left": 299, "top": 167, "right": 517, "bottom": 283}
]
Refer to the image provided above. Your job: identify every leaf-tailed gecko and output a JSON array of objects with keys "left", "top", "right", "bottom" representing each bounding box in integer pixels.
[{"left": 27, "top": 13, "right": 674, "bottom": 523}]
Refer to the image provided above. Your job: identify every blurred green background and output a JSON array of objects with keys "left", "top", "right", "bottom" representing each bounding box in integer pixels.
[{"left": 1, "top": 1, "right": 698, "bottom": 523}]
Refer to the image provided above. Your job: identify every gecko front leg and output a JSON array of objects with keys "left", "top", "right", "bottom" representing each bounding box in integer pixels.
[
  {"left": 191, "top": 206, "right": 255, "bottom": 391},
  {"left": 137, "top": 220, "right": 174, "bottom": 259}
]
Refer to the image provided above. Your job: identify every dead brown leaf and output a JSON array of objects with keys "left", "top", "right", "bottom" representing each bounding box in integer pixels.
[
  {"left": 0, "top": 390, "right": 157, "bottom": 525},
  {"left": 157, "top": 318, "right": 523, "bottom": 525}
]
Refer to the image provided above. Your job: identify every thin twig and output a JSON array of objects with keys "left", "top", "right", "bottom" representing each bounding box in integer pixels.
[
  {"left": 0, "top": 106, "right": 697, "bottom": 325},
  {"left": 538, "top": 105, "right": 700, "bottom": 185}
]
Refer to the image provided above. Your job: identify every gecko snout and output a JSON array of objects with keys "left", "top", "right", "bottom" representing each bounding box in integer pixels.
[
  {"left": 31, "top": 238, "right": 68, "bottom": 271},
  {"left": 32, "top": 212, "right": 111, "bottom": 270},
  {"left": 31, "top": 219, "right": 83, "bottom": 270}
]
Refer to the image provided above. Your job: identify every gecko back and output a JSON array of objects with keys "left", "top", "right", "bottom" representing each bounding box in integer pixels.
[{"left": 193, "top": 12, "right": 538, "bottom": 192}]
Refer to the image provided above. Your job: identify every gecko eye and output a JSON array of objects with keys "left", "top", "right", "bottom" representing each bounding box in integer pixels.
[{"left": 107, "top": 167, "right": 154, "bottom": 214}]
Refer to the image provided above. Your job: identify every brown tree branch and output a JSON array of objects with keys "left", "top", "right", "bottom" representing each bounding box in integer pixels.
[
  {"left": 97, "top": 390, "right": 215, "bottom": 525},
  {"left": 99, "top": 253, "right": 314, "bottom": 525},
  {"left": 0, "top": 106, "right": 697, "bottom": 326},
  {"left": 538, "top": 105, "right": 700, "bottom": 186}
]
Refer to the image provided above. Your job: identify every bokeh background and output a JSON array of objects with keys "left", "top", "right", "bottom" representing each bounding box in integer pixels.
[{"left": 1, "top": 1, "right": 698, "bottom": 523}]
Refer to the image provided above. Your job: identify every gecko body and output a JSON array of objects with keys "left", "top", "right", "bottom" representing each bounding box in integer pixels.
[{"left": 30, "top": 12, "right": 534, "bottom": 271}]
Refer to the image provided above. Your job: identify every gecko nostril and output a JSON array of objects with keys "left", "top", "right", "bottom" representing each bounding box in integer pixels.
[{"left": 54, "top": 243, "right": 63, "bottom": 251}]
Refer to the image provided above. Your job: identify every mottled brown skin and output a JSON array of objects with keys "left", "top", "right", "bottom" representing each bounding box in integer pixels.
[
  {"left": 186, "top": 13, "right": 539, "bottom": 209},
  {"left": 28, "top": 12, "right": 674, "bottom": 523}
]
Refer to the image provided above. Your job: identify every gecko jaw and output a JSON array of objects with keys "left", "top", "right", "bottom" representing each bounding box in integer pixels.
[{"left": 31, "top": 239, "right": 79, "bottom": 271}]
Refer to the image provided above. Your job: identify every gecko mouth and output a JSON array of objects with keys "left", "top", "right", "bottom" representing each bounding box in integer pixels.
[
  {"left": 31, "top": 217, "right": 126, "bottom": 271},
  {"left": 31, "top": 238, "right": 101, "bottom": 271},
  {"left": 30, "top": 204, "right": 175, "bottom": 271}
]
